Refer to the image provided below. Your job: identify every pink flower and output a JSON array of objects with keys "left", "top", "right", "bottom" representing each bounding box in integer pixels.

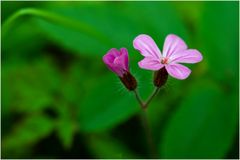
[
  {"left": 103, "top": 48, "right": 129, "bottom": 77},
  {"left": 103, "top": 48, "right": 137, "bottom": 91},
  {"left": 133, "top": 34, "right": 203, "bottom": 80}
]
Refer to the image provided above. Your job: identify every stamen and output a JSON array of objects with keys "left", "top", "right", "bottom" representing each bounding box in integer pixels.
[{"left": 161, "top": 57, "right": 168, "bottom": 64}]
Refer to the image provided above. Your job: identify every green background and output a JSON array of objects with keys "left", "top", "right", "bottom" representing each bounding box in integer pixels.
[{"left": 1, "top": 1, "right": 239, "bottom": 159}]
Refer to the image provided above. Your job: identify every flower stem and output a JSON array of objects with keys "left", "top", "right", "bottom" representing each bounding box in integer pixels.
[
  {"left": 144, "top": 87, "right": 160, "bottom": 108},
  {"left": 2, "top": 8, "right": 113, "bottom": 46},
  {"left": 140, "top": 109, "right": 157, "bottom": 158},
  {"left": 134, "top": 87, "right": 160, "bottom": 109},
  {"left": 133, "top": 89, "right": 158, "bottom": 158},
  {"left": 133, "top": 90, "right": 144, "bottom": 108}
]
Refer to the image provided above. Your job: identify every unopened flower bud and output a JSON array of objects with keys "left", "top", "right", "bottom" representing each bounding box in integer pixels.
[
  {"left": 153, "top": 67, "right": 168, "bottom": 88},
  {"left": 103, "top": 48, "right": 137, "bottom": 91},
  {"left": 119, "top": 72, "right": 137, "bottom": 91}
]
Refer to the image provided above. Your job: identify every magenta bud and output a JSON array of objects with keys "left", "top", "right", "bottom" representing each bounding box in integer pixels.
[
  {"left": 154, "top": 67, "right": 168, "bottom": 88},
  {"left": 103, "top": 48, "right": 137, "bottom": 91},
  {"left": 103, "top": 48, "right": 129, "bottom": 77}
]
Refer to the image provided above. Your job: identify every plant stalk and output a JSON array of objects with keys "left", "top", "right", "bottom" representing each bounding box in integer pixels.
[
  {"left": 133, "top": 89, "right": 159, "bottom": 158},
  {"left": 140, "top": 108, "right": 157, "bottom": 158},
  {"left": 144, "top": 87, "right": 160, "bottom": 108}
]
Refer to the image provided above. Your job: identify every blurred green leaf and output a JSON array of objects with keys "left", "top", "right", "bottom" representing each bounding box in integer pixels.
[
  {"left": 2, "top": 59, "right": 60, "bottom": 114},
  {"left": 59, "top": 62, "right": 89, "bottom": 105},
  {"left": 2, "top": 114, "right": 54, "bottom": 157},
  {"left": 87, "top": 134, "right": 138, "bottom": 158},
  {"left": 33, "top": 2, "right": 189, "bottom": 57},
  {"left": 54, "top": 100, "right": 78, "bottom": 149},
  {"left": 198, "top": 2, "right": 238, "bottom": 85},
  {"left": 56, "top": 119, "right": 77, "bottom": 149},
  {"left": 160, "top": 81, "right": 238, "bottom": 158},
  {"left": 2, "top": 17, "right": 46, "bottom": 63},
  {"left": 78, "top": 74, "right": 139, "bottom": 132},
  {"left": 1, "top": 2, "right": 45, "bottom": 22},
  {"left": 147, "top": 98, "right": 166, "bottom": 126}
]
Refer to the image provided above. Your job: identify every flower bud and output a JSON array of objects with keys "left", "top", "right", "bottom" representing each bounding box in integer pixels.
[
  {"left": 119, "top": 72, "right": 137, "bottom": 91},
  {"left": 153, "top": 67, "right": 168, "bottom": 88},
  {"left": 103, "top": 48, "right": 129, "bottom": 77},
  {"left": 103, "top": 48, "right": 137, "bottom": 91}
]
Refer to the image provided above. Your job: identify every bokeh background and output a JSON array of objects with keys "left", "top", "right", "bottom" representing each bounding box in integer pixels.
[{"left": 1, "top": 1, "right": 239, "bottom": 159}]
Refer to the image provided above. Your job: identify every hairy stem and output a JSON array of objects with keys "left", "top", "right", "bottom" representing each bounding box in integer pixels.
[
  {"left": 134, "top": 87, "right": 160, "bottom": 109},
  {"left": 2, "top": 8, "right": 113, "bottom": 46},
  {"left": 133, "top": 90, "right": 144, "bottom": 108},
  {"left": 144, "top": 87, "right": 160, "bottom": 108}
]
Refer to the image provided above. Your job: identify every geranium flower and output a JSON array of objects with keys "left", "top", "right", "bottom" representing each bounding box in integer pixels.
[
  {"left": 133, "top": 34, "right": 203, "bottom": 80},
  {"left": 103, "top": 48, "right": 137, "bottom": 90},
  {"left": 103, "top": 48, "right": 129, "bottom": 77}
]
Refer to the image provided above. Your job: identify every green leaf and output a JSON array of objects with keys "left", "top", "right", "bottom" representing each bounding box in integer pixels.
[
  {"left": 78, "top": 74, "right": 139, "bottom": 132},
  {"left": 54, "top": 100, "right": 78, "bottom": 149},
  {"left": 56, "top": 119, "right": 77, "bottom": 149},
  {"left": 59, "top": 62, "right": 89, "bottom": 105},
  {"left": 2, "top": 114, "right": 54, "bottom": 158},
  {"left": 160, "top": 81, "right": 238, "bottom": 158},
  {"left": 33, "top": 2, "right": 189, "bottom": 57},
  {"left": 2, "top": 59, "right": 60, "bottom": 114},
  {"left": 198, "top": 2, "right": 238, "bottom": 84}
]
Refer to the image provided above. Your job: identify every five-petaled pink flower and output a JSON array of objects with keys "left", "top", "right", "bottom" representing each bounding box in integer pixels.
[
  {"left": 103, "top": 48, "right": 129, "bottom": 77},
  {"left": 133, "top": 34, "right": 203, "bottom": 80}
]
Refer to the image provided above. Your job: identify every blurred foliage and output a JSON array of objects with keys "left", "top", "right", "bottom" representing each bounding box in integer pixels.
[
  {"left": 1, "top": 1, "right": 239, "bottom": 159},
  {"left": 160, "top": 81, "right": 238, "bottom": 158}
]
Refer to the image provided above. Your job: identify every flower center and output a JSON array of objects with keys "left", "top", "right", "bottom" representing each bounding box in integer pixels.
[{"left": 161, "top": 57, "right": 168, "bottom": 64}]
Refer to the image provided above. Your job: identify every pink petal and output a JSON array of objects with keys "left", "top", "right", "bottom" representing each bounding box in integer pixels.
[
  {"left": 103, "top": 60, "right": 124, "bottom": 77},
  {"left": 112, "top": 66, "right": 124, "bottom": 77},
  {"left": 120, "top": 48, "right": 129, "bottom": 71},
  {"left": 170, "top": 49, "right": 203, "bottom": 64},
  {"left": 165, "top": 63, "right": 191, "bottom": 80},
  {"left": 103, "top": 48, "right": 126, "bottom": 77},
  {"left": 103, "top": 48, "right": 120, "bottom": 64},
  {"left": 105, "top": 63, "right": 124, "bottom": 77},
  {"left": 114, "top": 55, "right": 127, "bottom": 72},
  {"left": 163, "top": 34, "right": 187, "bottom": 58},
  {"left": 133, "top": 34, "right": 162, "bottom": 59},
  {"left": 138, "top": 57, "right": 164, "bottom": 71}
]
